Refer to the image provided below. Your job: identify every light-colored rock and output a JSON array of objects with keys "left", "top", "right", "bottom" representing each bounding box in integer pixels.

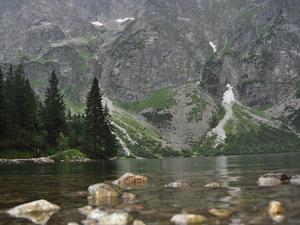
[
  {"left": 133, "top": 219, "right": 146, "bottom": 225},
  {"left": 165, "top": 181, "right": 189, "bottom": 188},
  {"left": 113, "top": 173, "right": 148, "bottom": 186},
  {"left": 88, "top": 183, "right": 123, "bottom": 197},
  {"left": 122, "top": 192, "right": 136, "bottom": 201},
  {"left": 86, "top": 209, "right": 131, "bottom": 225},
  {"left": 67, "top": 223, "right": 80, "bottom": 225},
  {"left": 268, "top": 201, "right": 285, "bottom": 223},
  {"left": 209, "top": 208, "right": 236, "bottom": 218},
  {"left": 78, "top": 205, "right": 93, "bottom": 216},
  {"left": 290, "top": 175, "right": 300, "bottom": 185},
  {"left": 171, "top": 214, "right": 207, "bottom": 225},
  {"left": 99, "top": 212, "right": 131, "bottom": 225},
  {"left": 258, "top": 173, "right": 290, "bottom": 187},
  {"left": 7, "top": 199, "right": 60, "bottom": 224},
  {"left": 204, "top": 182, "right": 222, "bottom": 188}
]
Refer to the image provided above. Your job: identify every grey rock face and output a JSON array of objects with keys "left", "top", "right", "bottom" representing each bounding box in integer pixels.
[{"left": 0, "top": 0, "right": 299, "bottom": 118}]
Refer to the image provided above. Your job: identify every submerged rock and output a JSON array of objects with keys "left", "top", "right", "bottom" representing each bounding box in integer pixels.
[
  {"left": 133, "top": 219, "right": 146, "bottom": 225},
  {"left": 88, "top": 183, "right": 123, "bottom": 197},
  {"left": 122, "top": 192, "right": 136, "bottom": 202},
  {"left": 258, "top": 173, "right": 290, "bottom": 187},
  {"left": 78, "top": 205, "right": 93, "bottom": 216},
  {"left": 7, "top": 199, "right": 60, "bottom": 224},
  {"left": 165, "top": 181, "right": 189, "bottom": 188},
  {"left": 209, "top": 208, "right": 236, "bottom": 218},
  {"left": 171, "top": 213, "right": 207, "bottom": 225},
  {"left": 268, "top": 201, "right": 285, "bottom": 223},
  {"left": 290, "top": 175, "right": 300, "bottom": 185},
  {"left": 112, "top": 173, "right": 148, "bottom": 186},
  {"left": 85, "top": 209, "right": 131, "bottom": 225},
  {"left": 204, "top": 182, "right": 223, "bottom": 188}
]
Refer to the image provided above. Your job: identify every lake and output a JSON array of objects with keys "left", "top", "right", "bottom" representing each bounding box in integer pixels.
[{"left": 0, "top": 153, "right": 300, "bottom": 225}]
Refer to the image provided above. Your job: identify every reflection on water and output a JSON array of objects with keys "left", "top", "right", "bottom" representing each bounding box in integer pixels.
[{"left": 0, "top": 153, "right": 300, "bottom": 225}]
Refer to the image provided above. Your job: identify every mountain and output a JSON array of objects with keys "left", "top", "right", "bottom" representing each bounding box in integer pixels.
[{"left": 0, "top": 0, "right": 300, "bottom": 157}]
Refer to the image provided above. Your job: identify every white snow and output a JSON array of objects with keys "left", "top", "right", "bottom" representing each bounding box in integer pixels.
[
  {"left": 222, "top": 84, "right": 235, "bottom": 104},
  {"left": 209, "top": 41, "right": 217, "bottom": 53},
  {"left": 116, "top": 17, "right": 135, "bottom": 24},
  {"left": 90, "top": 21, "right": 104, "bottom": 27},
  {"left": 211, "top": 84, "right": 235, "bottom": 146}
]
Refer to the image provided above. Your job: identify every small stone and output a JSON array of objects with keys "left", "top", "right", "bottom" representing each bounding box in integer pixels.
[
  {"left": 204, "top": 182, "right": 222, "bottom": 188},
  {"left": 258, "top": 173, "right": 290, "bottom": 187},
  {"left": 87, "top": 209, "right": 108, "bottom": 221},
  {"left": 133, "top": 219, "right": 146, "bottom": 225},
  {"left": 112, "top": 173, "right": 148, "bottom": 186},
  {"left": 99, "top": 212, "right": 131, "bottom": 225},
  {"left": 122, "top": 192, "right": 136, "bottom": 201},
  {"left": 171, "top": 214, "right": 207, "bottom": 225},
  {"left": 290, "top": 175, "right": 300, "bottom": 185},
  {"left": 268, "top": 201, "right": 285, "bottom": 223},
  {"left": 68, "top": 223, "right": 80, "bottom": 225},
  {"left": 78, "top": 205, "right": 93, "bottom": 216},
  {"left": 165, "top": 181, "right": 189, "bottom": 188},
  {"left": 209, "top": 208, "right": 236, "bottom": 218},
  {"left": 88, "top": 183, "right": 123, "bottom": 197}
]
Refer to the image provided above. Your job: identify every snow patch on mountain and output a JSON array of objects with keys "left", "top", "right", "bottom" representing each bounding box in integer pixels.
[
  {"left": 90, "top": 21, "right": 104, "bottom": 27},
  {"left": 209, "top": 41, "right": 217, "bottom": 53},
  {"left": 211, "top": 84, "right": 235, "bottom": 146},
  {"left": 116, "top": 17, "right": 135, "bottom": 24}
]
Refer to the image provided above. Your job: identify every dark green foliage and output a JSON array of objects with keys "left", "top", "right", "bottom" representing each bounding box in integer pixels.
[
  {"left": 0, "top": 64, "right": 41, "bottom": 150},
  {"left": 85, "top": 78, "right": 117, "bottom": 159},
  {"left": 43, "top": 71, "right": 66, "bottom": 147},
  {"left": 209, "top": 105, "right": 226, "bottom": 129},
  {"left": 295, "top": 81, "right": 300, "bottom": 98}
]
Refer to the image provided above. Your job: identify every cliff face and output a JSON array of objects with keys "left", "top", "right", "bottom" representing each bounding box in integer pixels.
[{"left": 0, "top": 0, "right": 300, "bottom": 151}]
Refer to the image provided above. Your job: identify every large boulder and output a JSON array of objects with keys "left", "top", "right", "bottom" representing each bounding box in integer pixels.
[
  {"left": 112, "top": 173, "right": 148, "bottom": 186},
  {"left": 7, "top": 199, "right": 60, "bottom": 224},
  {"left": 257, "top": 173, "right": 290, "bottom": 187},
  {"left": 88, "top": 183, "right": 123, "bottom": 198},
  {"left": 171, "top": 214, "right": 207, "bottom": 225}
]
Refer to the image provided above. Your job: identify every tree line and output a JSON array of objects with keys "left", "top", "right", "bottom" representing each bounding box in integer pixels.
[{"left": 0, "top": 64, "right": 117, "bottom": 159}]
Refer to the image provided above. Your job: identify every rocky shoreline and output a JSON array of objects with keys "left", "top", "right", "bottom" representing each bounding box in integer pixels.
[{"left": 0, "top": 157, "right": 90, "bottom": 165}]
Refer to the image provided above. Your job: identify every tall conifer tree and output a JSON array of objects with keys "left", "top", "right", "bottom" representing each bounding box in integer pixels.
[
  {"left": 43, "top": 71, "right": 66, "bottom": 147},
  {"left": 0, "top": 68, "right": 5, "bottom": 138}
]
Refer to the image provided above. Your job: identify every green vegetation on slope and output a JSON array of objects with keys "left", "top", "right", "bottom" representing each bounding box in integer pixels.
[
  {"left": 116, "top": 88, "right": 176, "bottom": 113},
  {"left": 192, "top": 104, "right": 300, "bottom": 156}
]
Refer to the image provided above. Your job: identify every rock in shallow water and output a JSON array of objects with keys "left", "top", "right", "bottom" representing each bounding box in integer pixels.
[
  {"left": 133, "top": 219, "right": 146, "bottom": 225},
  {"left": 7, "top": 199, "right": 60, "bottom": 224},
  {"left": 88, "top": 183, "right": 123, "bottom": 197},
  {"left": 85, "top": 209, "right": 131, "bottom": 225},
  {"left": 112, "top": 173, "right": 148, "bottom": 186},
  {"left": 258, "top": 173, "right": 290, "bottom": 187},
  {"left": 165, "top": 181, "right": 189, "bottom": 188},
  {"left": 290, "top": 175, "right": 300, "bottom": 185},
  {"left": 204, "top": 182, "right": 223, "bottom": 188},
  {"left": 209, "top": 208, "right": 236, "bottom": 218},
  {"left": 268, "top": 201, "right": 285, "bottom": 223},
  {"left": 122, "top": 192, "right": 136, "bottom": 202},
  {"left": 171, "top": 214, "right": 207, "bottom": 225}
]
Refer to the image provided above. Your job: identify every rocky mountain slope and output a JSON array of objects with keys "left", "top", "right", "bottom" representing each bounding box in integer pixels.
[{"left": 0, "top": 0, "right": 300, "bottom": 157}]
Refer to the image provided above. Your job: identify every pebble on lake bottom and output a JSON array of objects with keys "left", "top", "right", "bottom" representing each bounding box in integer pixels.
[
  {"left": 268, "top": 201, "right": 285, "bottom": 223},
  {"left": 133, "top": 219, "right": 146, "bottom": 225},
  {"left": 204, "top": 182, "right": 222, "bottom": 188},
  {"left": 209, "top": 208, "right": 236, "bottom": 218},
  {"left": 171, "top": 213, "right": 207, "bottom": 225},
  {"left": 165, "top": 181, "right": 189, "bottom": 188}
]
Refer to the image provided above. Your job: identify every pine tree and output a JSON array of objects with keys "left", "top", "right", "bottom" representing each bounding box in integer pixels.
[
  {"left": 85, "top": 78, "right": 105, "bottom": 158},
  {"left": 103, "top": 104, "right": 118, "bottom": 158},
  {"left": 0, "top": 68, "right": 5, "bottom": 138},
  {"left": 43, "top": 71, "right": 66, "bottom": 148}
]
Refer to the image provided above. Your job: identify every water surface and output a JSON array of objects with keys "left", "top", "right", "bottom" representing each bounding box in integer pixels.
[{"left": 1, "top": 153, "right": 300, "bottom": 225}]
